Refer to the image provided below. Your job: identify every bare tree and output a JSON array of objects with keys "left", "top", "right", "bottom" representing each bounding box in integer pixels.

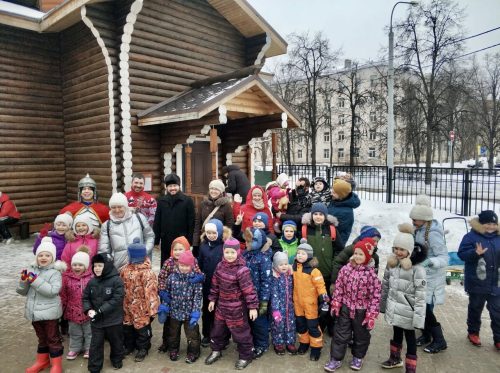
[
  {"left": 469, "top": 53, "right": 500, "bottom": 169},
  {"left": 395, "top": 0, "right": 465, "bottom": 180}
]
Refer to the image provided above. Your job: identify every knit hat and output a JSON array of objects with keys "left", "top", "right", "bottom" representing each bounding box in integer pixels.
[
  {"left": 357, "top": 226, "right": 381, "bottom": 241},
  {"left": 35, "top": 237, "right": 57, "bottom": 263},
  {"left": 297, "top": 239, "right": 314, "bottom": 259},
  {"left": 277, "top": 173, "right": 289, "bottom": 187},
  {"left": 392, "top": 223, "right": 415, "bottom": 254},
  {"left": 71, "top": 247, "right": 90, "bottom": 270},
  {"left": 310, "top": 202, "right": 328, "bottom": 217},
  {"left": 108, "top": 192, "right": 128, "bottom": 208},
  {"left": 127, "top": 237, "right": 147, "bottom": 264},
  {"left": 170, "top": 236, "right": 190, "bottom": 257},
  {"left": 178, "top": 250, "right": 196, "bottom": 268},
  {"left": 54, "top": 213, "right": 73, "bottom": 228},
  {"left": 164, "top": 173, "right": 181, "bottom": 186},
  {"left": 223, "top": 238, "right": 240, "bottom": 253},
  {"left": 333, "top": 179, "right": 352, "bottom": 199},
  {"left": 252, "top": 213, "right": 269, "bottom": 227},
  {"left": 208, "top": 179, "right": 225, "bottom": 194},
  {"left": 353, "top": 238, "right": 376, "bottom": 265},
  {"left": 478, "top": 210, "right": 498, "bottom": 225},
  {"left": 409, "top": 194, "right": 433, "bottom": 221},
  {"left": 273, "top": 251, "right": 289, "bottom": 268},
  {"left": 72, "top": 215, "right": 94, "bottom": 235},
  {"left": 282, "top": 220, "right": 297, "bottom": 231},
  {"left": 204, "top": 218, "right": 223, "bottom": 241}
]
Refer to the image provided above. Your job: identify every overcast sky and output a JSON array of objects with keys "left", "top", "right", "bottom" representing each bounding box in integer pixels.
[{"left": 248, "top": 0, "right": 500, "bottom": 67}]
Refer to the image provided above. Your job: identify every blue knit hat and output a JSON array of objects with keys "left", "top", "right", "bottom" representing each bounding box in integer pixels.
[
  {"left": 252, "top": 213, "right": 269, "bottom": 227},
  {"left": 310, "top": 202, "right": 328, "bottom": 216},
  {"left": 128, "top": 237, "right": 147, "bottom": 264},
  {"left": 282, "top": 220, "right": 297, "bottom": 231},
  {"left": 357, "top": 226, "right": 381, "bottom": 241}
]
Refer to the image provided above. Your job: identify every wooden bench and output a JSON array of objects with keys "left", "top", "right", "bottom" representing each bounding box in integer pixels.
[{"left": 9, "top": 220, "right": 30, "bottom": 240}]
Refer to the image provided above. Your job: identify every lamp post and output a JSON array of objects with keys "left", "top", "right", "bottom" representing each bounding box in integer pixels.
[{"left": 387, "top": 1, "right": 418, "bottom": 202}]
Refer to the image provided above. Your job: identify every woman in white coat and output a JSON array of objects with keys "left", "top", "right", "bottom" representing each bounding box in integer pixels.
[
  {"left": 99, "top": 193, "right": 154, "bottom": 271},
  {"left": 410, "top": 195, "right": 448, "bottom": 353}
]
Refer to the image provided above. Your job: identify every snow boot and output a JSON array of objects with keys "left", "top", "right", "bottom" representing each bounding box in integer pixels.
[
  {"left": 49, "top": 356, "right": 63, "bottom": 373},
  {"left": 424, "top": 324, "right": 447, "bottom": 353},
  {"left": 26, "top": 352, "right": 50, "bottom": 373},
  {"left": 416, "top": 329, "right": 431, "bottom": 346},
  {"left": 381, "top": 340, "right": 404, "bottom": 368},
  {"left": 405, "top": 354, "right": 417, "bottom": 373}
]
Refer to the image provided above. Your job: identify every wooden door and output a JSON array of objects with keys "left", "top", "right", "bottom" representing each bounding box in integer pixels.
[{"left": 190, "top": 142, "right": 212, "bottom": 194}]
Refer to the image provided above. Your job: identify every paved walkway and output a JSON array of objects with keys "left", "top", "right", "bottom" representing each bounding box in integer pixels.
[{"left": 0, "top": 239, "right": 497, "bottom": 372}]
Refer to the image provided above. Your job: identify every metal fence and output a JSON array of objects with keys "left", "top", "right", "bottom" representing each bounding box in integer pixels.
[{"left": 277, "top": 164, "right": 500, "bottom": 216}]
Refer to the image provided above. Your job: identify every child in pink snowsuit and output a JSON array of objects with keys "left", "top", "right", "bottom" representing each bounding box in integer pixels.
[
  {"left": 266, "top": 173, "right": 290, "bottom": 233},
  {"left": 61, "top": 215, "right": 99, "bottom": 269}
]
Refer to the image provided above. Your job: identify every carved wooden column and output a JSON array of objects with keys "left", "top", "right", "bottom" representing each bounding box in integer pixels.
[
  {"left": 272, "top": 132, "right": 277, "bottom": 180},
  {"left": 185, "top": 144, "right": 192, "bottom": 194},
  {"left": 210, "top": 127, "right": 218, "bottom": 180}
]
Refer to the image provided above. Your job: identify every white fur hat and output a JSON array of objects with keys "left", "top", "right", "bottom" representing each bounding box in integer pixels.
[
  {"left": 108, "top": 192, "right": 128, "bottom": 208},
  {"left": 54, "top": 213, "right": 73, "bottom": 228},
  {"left": 276, "top": 173, "right": 289, "bottom": 187},
  {"left": 72, "top": 215, "right": 94, "bottom": 235},
  {"left": 71, "top": 249, "right": 90, "bottom": 270},
  {"left": 392, "top": 223, "right": 415, "bottom": 254},
  {"left": 409, "top": 194, "right": 433, "bottom": 221},
  {"left": 35, "top": 237, "right": 57, "bottom": 262}
]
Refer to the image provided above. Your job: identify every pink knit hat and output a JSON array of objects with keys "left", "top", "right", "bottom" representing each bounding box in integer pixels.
[{"left": 178, "top": 251, "right": 195, "bottom": 267}]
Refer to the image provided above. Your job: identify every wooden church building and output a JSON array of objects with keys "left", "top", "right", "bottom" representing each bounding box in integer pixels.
[{"left": 0, "top": 0, "right": 300, "bottom": 232}]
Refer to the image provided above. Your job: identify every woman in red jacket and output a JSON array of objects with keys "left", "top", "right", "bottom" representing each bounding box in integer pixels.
[
  {"left": 232, "top": 186, "right": 273, "bottom": 233},
  {"left": 0, "top": 191, "right": 21, "bottom": 244}
]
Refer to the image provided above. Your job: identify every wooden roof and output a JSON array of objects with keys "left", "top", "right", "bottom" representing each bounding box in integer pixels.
[
  {"left": 136, "top": 74, "right": 301, "bottom": 129},
  {"left": 0, "top": 0, "right": 287, "bottom": 56}
]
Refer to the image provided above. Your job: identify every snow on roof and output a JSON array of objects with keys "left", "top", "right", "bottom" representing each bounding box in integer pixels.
[{"left": 0, "top": 0, "right": 45, "bottom": 20}]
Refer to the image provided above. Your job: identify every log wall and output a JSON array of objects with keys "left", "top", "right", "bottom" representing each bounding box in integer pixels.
[
  {"left": 0, "top": 25, "right": 65, "bottom": 232},
  {"left": 130, "top": 0, "right": 248, "bottom": 195}
]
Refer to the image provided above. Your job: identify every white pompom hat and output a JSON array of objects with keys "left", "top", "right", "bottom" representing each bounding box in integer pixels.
[
  {"left": 35, "top": 237, "right": 57, "bottom": 263},
  {"left": 409, "top": 194, "right": 433, "bottom": 221},
  {"left": 108, "top": 192, "right": 129, "bottom": 208}
]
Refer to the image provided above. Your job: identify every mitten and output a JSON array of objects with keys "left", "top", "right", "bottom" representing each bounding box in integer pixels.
[
  {"left": 189, "top": 311, "right": 201, "bottom": 327},
  {"left": 27, "top": 272, "right": 38, "bottom": 284},
  {"left": 189, "top": 273, "right": 205, "bottom": 284},
  {"left": 258, "top": 301, "right": 268, "bottom": 317},
  {"left": 158, "top": 304, "right": 169, "bottom": 324},
  {"left": 39, "top": 223, "right": 52, "bottom": 238},
  {"left": 272, "top": 310, "right": 282, "bottom": 323},
  {"left": 330, "top": 299, "right": 341, "bottom": 317},
  {"left": 319, "top": 294, "right": 330, "bottom": 316},
  {"left": 362, "top": 312, "right": 377, "bottom": 330},
  {"left": 20, "top": 269, "right": 29, "bottom": 281},
  {"left": 159, "top": 290, "right": 170, "bottom": 304}
]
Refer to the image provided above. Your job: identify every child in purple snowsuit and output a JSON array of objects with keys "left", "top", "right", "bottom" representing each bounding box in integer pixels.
[
  {"left": 269, "top": 251, "right": 296, "bottom": 356},
  {"left": 33, "top": 214, "right": 73, "bottom": 260}
]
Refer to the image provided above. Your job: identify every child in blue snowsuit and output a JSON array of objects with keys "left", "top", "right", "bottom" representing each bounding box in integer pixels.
[
  {"left": 269, "top": 251, "right": 297, "bottom": 355},
  {"left": 242, "top": 227, "right": 273, "bottom": 358}
]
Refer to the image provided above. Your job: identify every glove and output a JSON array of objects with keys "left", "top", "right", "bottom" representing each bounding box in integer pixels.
[
  {"left": 20, "top": 269, "right": 29, "bottom": 281},
  {"left": 88, "top": 309, "right": 102, "bottom": 322},
  {"left": 319, "top": 294, "right": 330, "bottom": 316},
  {"left": 258, "top": 301, "right": 268, "bottom": 317},
  {"left": 189, "top": 311, "right": 201, "bottom": 327},
  {"left": 159, "top": 290, "right": 170, "bottom": 304},
  {"left": 158, "top": 304, "right": 169, "bottom": 324},
  {"left": 272, "top": 310, "right": 282, "bottom": 323},
  {"left": 330, "top": 299, "right": 341, "bottom": 317},
  {"left": 27, "top": 272, "right": 38, "bottom": 284},
  {"left": 362, "top": 312, "right": 377, "bottom": 330},
  {"left": 189, "top": 273, "right": 205, "bottom": 284}
]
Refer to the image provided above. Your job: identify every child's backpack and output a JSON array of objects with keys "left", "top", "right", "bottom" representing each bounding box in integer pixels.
[{"left": 301, "top": 224, "right": 336, "bottom": 241}]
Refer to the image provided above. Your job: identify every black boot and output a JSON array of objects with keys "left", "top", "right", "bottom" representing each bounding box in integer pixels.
[
  {"left": 297, "top": 343, "right": 309, "bottom": 355},
  {"left": 416, "top": 329, "right": 431, "bottom": 347},
  {"left": 424, "top": 324, "right": 447, "bottom": 353},
  {"left": 309, "top": 347, "right": 321, "bottom": 361}
]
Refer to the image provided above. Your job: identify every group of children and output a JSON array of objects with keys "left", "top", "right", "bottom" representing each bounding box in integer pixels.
[{"left": 15, "top": 182, "right": 500, "bottom": 373}]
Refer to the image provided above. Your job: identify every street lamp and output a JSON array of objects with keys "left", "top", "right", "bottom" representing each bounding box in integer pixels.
[{"left": 387, "top": 1, "right": 418, "bottom": 202}]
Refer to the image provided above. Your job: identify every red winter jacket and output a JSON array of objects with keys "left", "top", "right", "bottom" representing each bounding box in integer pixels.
[
  {"left": 61, "top": 270, "right": 93, "bottom": 324},
  {"left": 233, "top": 185, "right": 273, "bottom": 232},
  {"left": 0, "top": 193, "right": 21, "bottom": 219}
]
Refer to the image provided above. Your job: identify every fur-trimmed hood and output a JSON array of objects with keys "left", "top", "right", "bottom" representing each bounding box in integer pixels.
[
  {"left": 30, "top": 259, "right": 67, "bottom": 273},
  {"left": 470, "top": 217, "right": 500, "bottom": 235},
  {"left": 65, "top": 229, "right": 100, "bottom": 242},
  {"left": 301, "top": 212, "right": 339, "bottom": 227},
  {"left": 292, "top": 256, "right": 319, "bottom": 271},
  {"left": 203, "top": 195, "right": 231, "bottom": 207},
  {"left": 387, "top": 242, "right": 427, "bottom": 270}
]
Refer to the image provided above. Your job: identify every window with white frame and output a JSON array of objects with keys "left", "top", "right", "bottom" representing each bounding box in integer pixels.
[
  {"left": 338, "top": 148, "right": 344, "bottom": 158},
  {"left": 353, "top": 131, "right": 361, "bottom": 141},
  {"left": 353, "top": 147, "right": 360, "bottom": 157},
  {"left": 338, "top": 98, "right": 345, "bottom": 108},
  {"left": 369, "top": 129, "right": 377, "bottom": 140},
  {"left": 338, "top": 131, "right": 345, "bottom": 141},
  {"left": 368, "top": 147, "right": 376, "bottom": 158},
  {"left": 323, "top": 132, "right": 330, "bottom": 142},
  {"left": 370, "top": 75, "right": 377, "bottom": 87},
  {"left": 370, "top": 112, "right": 376, "bottom": 122},
  {"left": 323, "top": 148, "right": 330, "bottom": 159},
  {"left": 297, "top": 149, "right": 303, "bottom": 159},
  {"left": 354, "top": 116, "right": 361, "bottom": 125},
  {"left": 339, "top": 114, "right": 345, "bottom": 125}
]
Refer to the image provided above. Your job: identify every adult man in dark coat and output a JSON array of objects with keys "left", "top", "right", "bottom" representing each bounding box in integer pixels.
[
  {"left": 153, "top": 173, "right": 195, "bottom": 265},
  {"left": 222, "top": 165, "right": 251, "bottom": 203}
]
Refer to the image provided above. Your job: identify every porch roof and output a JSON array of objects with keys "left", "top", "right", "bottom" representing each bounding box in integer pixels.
[{"left": 136, "top": 74, "right": 301, "bottom": 129}]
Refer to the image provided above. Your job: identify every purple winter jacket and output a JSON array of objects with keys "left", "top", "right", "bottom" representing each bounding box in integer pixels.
[{"left": 33, "top": 231, "right": 67, "bottom": 261}]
